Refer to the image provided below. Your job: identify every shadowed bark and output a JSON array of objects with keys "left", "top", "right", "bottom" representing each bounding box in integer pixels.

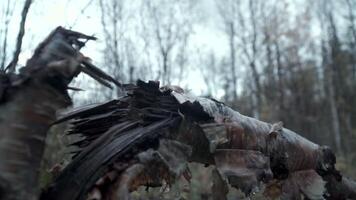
[{"left": 0, "top": 27, "right": 118, "bottom": 200}]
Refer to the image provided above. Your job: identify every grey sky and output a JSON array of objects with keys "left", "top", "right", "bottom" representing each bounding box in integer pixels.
[{"left": 1, "top": 0, "right": 230, "bottom": 99}]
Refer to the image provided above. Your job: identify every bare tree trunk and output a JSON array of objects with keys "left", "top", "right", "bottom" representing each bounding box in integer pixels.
[
  {"left": 317, "top": 2, "right": 344, "bottom": 155},
  {"left": 250, "top": 61, "right": 261, "bottom": 119},
  {"left": 228, "top": 22, "right": 238, "bottom": 101},
  {"left": 327, "top": 72, "right": 343, "bottom": 154},
  {"left": 144, "top": 0, "right": 193, "bottom": 85},
  {"left": 345, "top": 0, "right": 356, "bottom": 79},
  {"left": 247, "top": 0, "right": 262, "bottom": 119},
  {"left": 162, "top": 51, "right": 169, "bottom": 85},
  {"left": 328, "top": 11, "right": 344, "bottom": 155},
  {"left": 111, "top": 0, "right": 122, "bottom": 81},
  {"left": 5, "top": 0, "right": 33, "bottom": 73},
  {"left": 99, "top": 0, "right": 127, "bottom": 91},
  {"left": 321, "top": 38, "right": 343, "bottom": 154},
  {"left": 0, "top": 0, "right": 13, "bottom": 70},
  {"left": 275, "top": 41, "right": 285, "bottom": 114},
  {"left": 345, "top": 0, "right": 356, "bottom": 44}
]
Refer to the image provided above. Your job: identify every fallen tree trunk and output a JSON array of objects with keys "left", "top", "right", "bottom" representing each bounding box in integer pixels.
[
  {"left": 0, "top": 27, "right": 118, "bottom": 200},
  {"left": 0, "top": 26, "right": 354, "bottom": 200},
  {"left": 42, "top": 81, "right": 356, "bottom": 200}
]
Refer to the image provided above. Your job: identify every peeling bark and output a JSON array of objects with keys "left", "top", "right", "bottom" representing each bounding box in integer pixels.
[
  {"left": 0, "top": 27, "right": 117, "bottom": 200},
  {"left": 211, "top": 168, "right": 228, "bottom": 200},
  {"left": 43, "top": 80, "right": 356, "bottom": 200}
]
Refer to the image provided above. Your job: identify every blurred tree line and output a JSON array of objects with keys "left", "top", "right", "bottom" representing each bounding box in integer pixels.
[
  {"left": 89, "top": 0, "right": 356, "bottom": 163},
  {"left": 80, "top": 0, "right": 356, "bottom": 187},
  {"left": 1, "top": 0, "right": 355, "bottom": 198}
]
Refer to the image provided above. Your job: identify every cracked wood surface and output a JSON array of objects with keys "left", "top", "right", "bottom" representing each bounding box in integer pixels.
[
  {"left": 42, "top": 80, "right": 356, "bottom": 200},
  {"left": 0, "top": 26, "right": 353, "bottom": 200}
]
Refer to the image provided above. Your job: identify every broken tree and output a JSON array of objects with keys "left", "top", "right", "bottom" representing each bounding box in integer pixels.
[
  {"left": 0, "top": 27, "right": 355, "bottom": 200},
  {"left": 0, "top": 27, "right": 119, "bottom": 200},
  {"left": 43, "top": 81, "right": 356, "bottom": 199}
]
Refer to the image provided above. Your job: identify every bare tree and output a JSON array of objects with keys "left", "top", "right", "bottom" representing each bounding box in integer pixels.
[
  {"left": 217, "top": 0, "right": 265, "bottom": 118},
  {"left": 97, "top": 0, "right": 140, "bottom": 100},
  {"left": 6, "top": 0, "right": 33, "bottom": 73},
  {"left": 216, "top": 0, "right": 239, "bottom": 102},
  {"left": 345, "top": 0, "right": 356, "bottom": 47},
  {"left": 142, "top": 0, "right": 194, "bottom": 85},
  {"left": 246, "top": 0, "right": 263, "bottom": 119},
  {"left": 316, "top": 0, "right": 343, "bottom": 154},
  {"left": 0, "top": 0, "right": 15, "bottom": 71},
  {"left": 99, "top": 0, "right": 125, "bottom": 82},
  {"left": 197, "top": 49, "right": 221, "bottom": 97},
  {"left": 342, "top": 0, "right": 356, "bottom": 154}
]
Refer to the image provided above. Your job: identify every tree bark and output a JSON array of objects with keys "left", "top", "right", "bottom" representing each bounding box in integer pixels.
[
  {"left": 42, "top": 81, "right": 356, "bottom": 200},
  {"left": 0, "top": 27, "right": 116, "bottom": 200}
]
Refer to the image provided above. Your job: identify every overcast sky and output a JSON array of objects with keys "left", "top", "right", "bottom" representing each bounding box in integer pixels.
[
  {"left": 2, "top": 0, "right": 328, "bottom": 103},
  {"left": 1, "top": 0, "right": 231, "bottom": 100}
]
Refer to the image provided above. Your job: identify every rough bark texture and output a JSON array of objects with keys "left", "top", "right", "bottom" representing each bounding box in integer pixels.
[
  {"left": 0, "top": 73, "right": 71, "bottom": 200},
  {"left": 0, "top": 27, "right": 117, "bottom": 200},
  {"left": 42, "top": 81, "right": 356, "bottom": 200},
  {"left": 0, "top": 25, "right": 354, "bottom": 200}
]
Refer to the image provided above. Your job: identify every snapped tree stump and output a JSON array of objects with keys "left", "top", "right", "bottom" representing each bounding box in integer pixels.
[{"left": 0, "top": 27, "right": 118, "bottom": 200}]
